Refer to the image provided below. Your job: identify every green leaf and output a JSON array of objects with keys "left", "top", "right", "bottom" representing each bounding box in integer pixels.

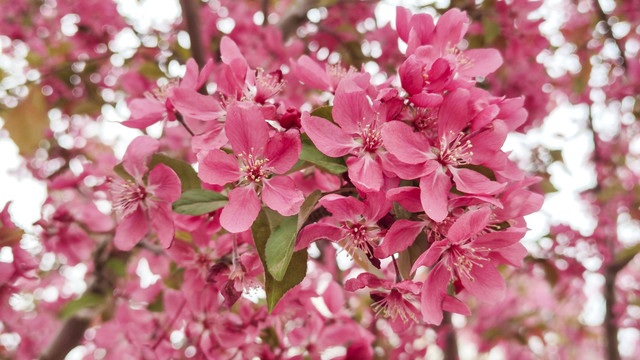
[
  {"left": 150, "top": 154, "right": 201, "bottom": 191},
  {"left": 299, "top": 135, "right": 348, "bottom": 174},
  {"left": 482, "top": 17, "right": 500, "bottom": 44},
  {"left": 297, "top": 190, "right": 323, "bottom": 229},
  {"left": 310, "top": 106, "right": 334, "bottom": 123},
  {"left": 59, "top": 292, "right": 105, "bottom": 319},
  {"left": 147, "top": 292, "right": 165, "bottom": 312},
  {"left": 105, "top": 258, "right": 127, "bottom": 278},
  {"left": 1, "top": 87, "right": 49, "bottom": 156},
  {"left": 113, "top": 163, "right": 135, "bottom": 182},
  {"left": 252, "top": 210, "right": 307, "bottom": 312},
  {"left": 172, "top": 189, "right": 228, "bottom": 215},
  {"left": 265, "top": 215, "right": 298, "bottom": 281}
]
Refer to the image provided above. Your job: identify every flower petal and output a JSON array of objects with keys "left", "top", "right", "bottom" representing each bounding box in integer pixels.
[
  {"left": 148, "top": 200, "right": 175, "bottom": 248},
  {"left": 114, "top": 205, "right": 148, "bottom": 251},
  {"left": 446, "top": 206, "right": 492, "bottom": 243},
  {"left": 420, "top": 169, "right": 451, "bottom": 222},
  {"left": 381, "top": 121, "right": 434, "bottom": 164},
  {"left": 220, "top": 186, "right": 261, "bottom": 233},
  {"left": 295, "top": 223, "right": 344, "bottom": 251},
  {"left": 450, "top": 167, "right": 506, "bottom": 195},
  {"left": 333, "top": 79, "right": 376, "bottom": 134},
  {"left": 375, "top": 220, "right": 425, "bottom": 258},
  {"left": 225, "top": 102, "right": 269, "bottom": 155},
  {"left": 347, "top": 154, "right": 383, "bottom": 193},
  {"left": 265, "top": 130, "right": 302, "bottom": 174},
  {"left": 197, "top": 149, "right": 241, "bottom": 186},
  {"left": 122, "top": 98, "right": 165, "bottom": 129},
  {"left": 262, "top": 176, "right": 304, "bottom": 216},
  {"left": 438, "top": 88, "right": 470, "bottom": 141},
  {"left": 169, "top": 88, "right": 224, "bottom": 121},
  {"left": 301, "top": 113, "right": 358, "bottom": 157},
  {"left": 459, "top": 48, "right": 503, "bottom": 78},
  {"left": 460, "top": 262, "right": 506, "bottom": 302},
  {"left": 319, "top": 194, "right": 365, "bottom": 221},
  {"left": 122, "top": 136, "right": 159, "bottom": 182},
  {"left": 147, "top": 163, "right": 182, "bottom": 203},
  {"left": 420, "top": 262, "right": 450, "bottom": 325}
]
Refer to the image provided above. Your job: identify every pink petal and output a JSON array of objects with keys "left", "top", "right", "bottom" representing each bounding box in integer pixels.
[
  {"left": 438, "top": 88, "right": 470, "bottom": 141},
  {"left": 322, "top": 281, "right": 345, "bottom": 314},
  {"left": 420, "top": 169, "right": 451, "bottom": 222},
  {"left": 396, "top": 6, "right": 413, "bottom": 43},
  {"left": 122, "top": 136, "right": 159, "bottom": 182},
  {"left": 420, "top": 262, "right": 450, "bottom": 325},
  {"left": 169, "top": 88, "right": 224, "bottom": 121},
  {"left": 433, "top": 9, "right": 469, "bottom": 52},
  {"left": 460, "top": 262, "right": 506, "bottom": 302},
  {"left": 265, "top": 130, "right": 302, "bottom": 174},
  {"left": 197, "top": 149, "right": 241, "bottom": 186},
  {"left": 411, "top": 240, "right": 449, "bottom": 274},
  {"left": 347, "top": 155, "right": 383, "bottom": 193},
  {"left": 122, "top": 98, "right": 165, "bottom": 129},
  {"left": 262, "top": 176, "right": 304, "bottom": 216},
  {"left": 398, "top": 56, "right": 424, "bottom": 95},
  {"left": 442, "top": 296, "right": 471, "bottom": 316},
  {"left": 180, "top": 58, "right": 200, "bottom": 89},
  {"left": 449, "top": 167, "right": 506, "bottom": 195},
  {"left": 148, "top": 200, "right": 175, "bottom": 248},
  {"left": 492, "top": 242, "right": 528, "bottom": 267},
  {"left": 374, "top": 220, "right": 425, "bottom": 258},
  {"left": 409, "top": 13, "right": 435, "bottom": 45},
  {"left": 381, "top": 121, "right": 433, "bottom": 164},
  {"left": 114, "top": 205, "right": 148, "bottom": 251},
  {"left": 319, "top": 194, "right": 365, "bottom": 221},
  {"left": 301, "top": 113, "right": 358, "bottom": 157},
  {"left": 459, "top": 48, "right": 503, "bottom": 78},
  {"left": 290, "top": 56, "right": 331, "bottom": 91},
  {"left": 333, "top": 79, "right": 376, "bottom": 134},
  {"left": 446, "top": 207, "right": 492, "bottom": 243},
  {"left": 295, "top": 223, "right": 344, "bottom": 251},
  {"left": 220, "top": 36, "right": 247, "bottom": 76},
  {"left": 225, "top": 102, "right": 269, "bottom": 155},
  {"left": 473, "top": 228, "right": 527, "bottom": 249},
  {"left": 192, "top": 124, "right": 227, "bottom": 153},
  {"left": 147, "top": 163, "right": 182, "bottom": 203},
  {"left": 379, "top": 153, "right": 436, "bottom": 180},
  {"left": 196, "top": 59, "right": 214, "bottom": 89},
  {"left": 387, "top": 186, "right": 423, "bottom": 213},
  {"left": 220, "top": 186, "right": 261, "bottom": 233},
  {"left": 409, "top": 92, "right": 443, "bottom": 108}
]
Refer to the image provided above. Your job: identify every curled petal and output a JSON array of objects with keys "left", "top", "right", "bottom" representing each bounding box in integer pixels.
[{"left": 295, "top": 223, "right": 344, "bottom": 251}]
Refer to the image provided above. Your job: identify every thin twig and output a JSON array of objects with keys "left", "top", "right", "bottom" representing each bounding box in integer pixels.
[{"left": 179, "top": 0, "right": 206, "bottom": 69}]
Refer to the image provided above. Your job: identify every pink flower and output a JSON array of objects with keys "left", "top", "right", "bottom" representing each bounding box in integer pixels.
[
  {"left": 290, "top": 55, "right": 369, "bottom": 92},
  {"left": 410, "top": 207, "right": 527, "bottom": 324},
  {"left": 382, "top": 88, "right": 507, "bottom": 222},
  {"left": 122, "top": 58, "right": 214, "bottom": 129},
  {"left": 109, "top": 136, "right": 181, "bottom": 250},
  {"left": 295, "top": 192, "right": 390, "bottom": 259},
  {"left": 197, "top": 102, "right": 303, "bottom": 233},
  {"left": 345, "top": 272, "right": 421, "bottom": 332},
  {"left": 302, "top": 75, "right": 396, "bottom": 193}
]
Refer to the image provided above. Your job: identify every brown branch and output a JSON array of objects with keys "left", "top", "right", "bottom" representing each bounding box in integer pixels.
[
  {"left": 277, "top": 0, "right": 319, "bottom": 40},
  {"left": 592, "top": 0, "right": 627, "bottom": 72},
  {"left": 603, "top": 266, "right": 621, "bottom": 360},
  {"left": 179, "top": 0, "right": 206, "bottom": 69},
  {"left": 441, "top": 312, "right": 459, "bottom": 360}
]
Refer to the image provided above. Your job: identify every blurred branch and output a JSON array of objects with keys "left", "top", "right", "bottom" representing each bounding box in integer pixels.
[
  {"left": 278, "top": 0, "right": 319, "bottom": 40},
  {"left": 603, "top": 266, "right": 621, "bottom": 360},
  {"left": 442, "top": 312, "right": 459, "bottom": 360},
  {"left": 592, "top": 0, "right": 627, "bottom": 72},
  {"left": 179, "top": 0, "right": 206, "bottom": 69}
]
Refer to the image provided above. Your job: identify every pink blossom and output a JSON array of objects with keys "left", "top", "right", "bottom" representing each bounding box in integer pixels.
[
  {"left": 197, "top": 102, "right": 303, "bottom": 233},
  {"left": 109, "top": 136, "right": 181, "bottom": 250}
]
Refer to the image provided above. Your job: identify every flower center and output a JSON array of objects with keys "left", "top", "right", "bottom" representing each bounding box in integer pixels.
[
  {"left": 109, "top": 179, "right": 147, "bottom": 216},
  {"left": 371, "top": 289, "right": 419, "bottom": 324},
  {"left": 360, "top": 124, "right": 383, "bottom": 153},
  {"left": 439, "top": 131, "right": 473, "bottom": 166},
  {"left": 340, "top": 221, "right": 379, "bottom": 258},
  {"left": 254, "top": 68, "right": 285, "bottom": 104},
  {"left": 445, "top": 244, "right": 490, "bottom": 282},
  {"left": 238, "top": 151, "right": 270, "bottom": 184}
]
